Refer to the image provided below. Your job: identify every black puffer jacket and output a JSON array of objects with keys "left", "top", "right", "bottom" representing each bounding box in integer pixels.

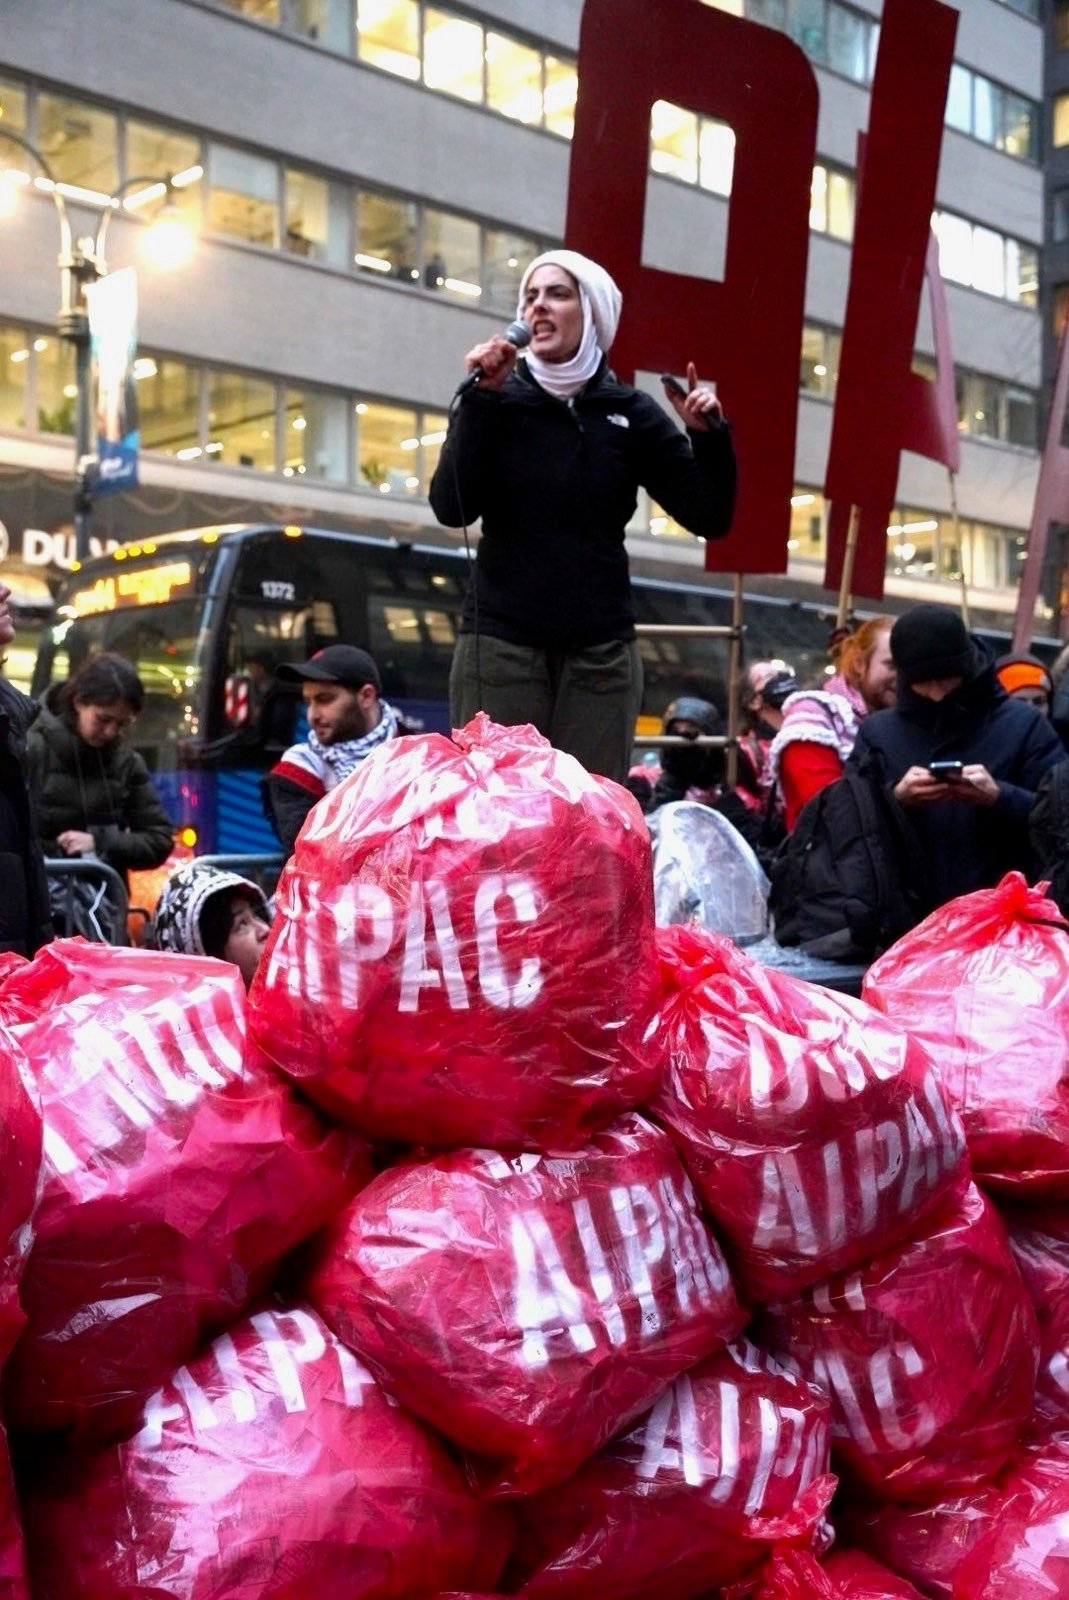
[
  {"left": 26, "top": 690, "right": 174, "bottom": 873},
  {"left": 0, "top": 679, "right": 52, "bottom": 955}
]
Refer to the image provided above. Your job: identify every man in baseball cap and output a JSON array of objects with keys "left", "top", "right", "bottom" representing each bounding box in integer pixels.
[{"left": 263, "top": 644, "right": 399, "bottom": 853}]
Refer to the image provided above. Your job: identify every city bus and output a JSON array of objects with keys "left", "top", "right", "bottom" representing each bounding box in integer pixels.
[{"left": 30, "top": 521, "right": 849, "bottom": 854}]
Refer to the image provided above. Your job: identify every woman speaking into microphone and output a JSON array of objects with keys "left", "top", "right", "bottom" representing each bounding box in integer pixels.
[{"left": 429, "top": 249, "right": 736, "bottom": 785}]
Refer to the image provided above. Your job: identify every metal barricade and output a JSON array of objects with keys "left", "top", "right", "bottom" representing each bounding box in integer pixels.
[
  {"left": 192, "top": 853, "right": 286, "bottom": 900},
  {"left": 44, "top": 857, "right": 133, "bottom": 946}
]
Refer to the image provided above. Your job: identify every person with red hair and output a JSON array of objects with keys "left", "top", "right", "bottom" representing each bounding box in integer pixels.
[{"left": 770, "top": 617, "right": 897, "bottom": 829}]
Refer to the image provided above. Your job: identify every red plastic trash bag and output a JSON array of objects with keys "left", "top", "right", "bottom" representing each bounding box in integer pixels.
[
  {"left": 511, "top": 1338, "right": 834, "bottom": 1600},
  {"left": 1005, "top": 1212, "right": 1069, "bottom": 1437},
  {"left": 652, "top": 926, "right": 967, "bottom": 1300},
  {"left": 249, "top": 714, "right": 661, "bottom": 1150},
  {"left": 0, "top": 1426, "right": 28, "bottom": 1600},
  {"left": 308, "top": 1113, "right": 744, "bottom": 1496},
  {"left": 0, "top": 1019, "right": 42, "bottom": 1365},
  {"left": 21, "top": 1303, "right": 512, "bottom": 1599},
  {"left": 863, "top": 874, "right": 1069, "bottom": 1198},
  {"left": 0, "top": 939, "right": 368, "bottom": 1441},
  {"left": 757, "top": 1185, "right": 1038, "bottom": 1504},
  {"left": 839, "top": 1483, "right": 1006, "bottom": 1600},
  {"left": 755, "top": 1548, "right": 925, "bottom": 1599},
  {"left": 951, "top": 1438, "right": 1069, "bottom": 1598}
]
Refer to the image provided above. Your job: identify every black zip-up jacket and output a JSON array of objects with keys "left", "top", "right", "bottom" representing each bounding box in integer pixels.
[
  {"left": 851, "top": 644, "right": 1066, "bottom": 912},
  {"left": 26, "top": 691, "right": 174, "bottom": 875},
  {"left": 0, "top": 679, "right": 52, "bottom": 955},
  {"left": 429, "top": 360, "right": 737, "bottom": 651}
]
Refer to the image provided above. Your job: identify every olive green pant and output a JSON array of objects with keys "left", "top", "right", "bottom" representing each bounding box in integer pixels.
[{"left": 450, "top": 633, "right": 644, "bottom": 785}]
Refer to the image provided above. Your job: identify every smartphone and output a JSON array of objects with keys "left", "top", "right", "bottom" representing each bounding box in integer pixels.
[
  {"left": 928, "top": 760, "right": 965, "bottom": 781},
  {"left": 661, "top": 373, "right": 687, "bottom": 399}
]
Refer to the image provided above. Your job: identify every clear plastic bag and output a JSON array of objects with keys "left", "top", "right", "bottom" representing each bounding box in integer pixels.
[{"left": 649, "top": 801, "right": 770, "bottom": 943}]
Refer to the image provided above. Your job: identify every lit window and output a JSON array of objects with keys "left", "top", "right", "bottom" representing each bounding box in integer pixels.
[
  {"left": 355, "top": 189, "right": 419, "bottom": 281},
  {"left": 809, "top": 164, "right": 828, "bottom": 232},
  {"left": 423, "top": 9, "right": 484, "bottom": 104},
  {"left": 137, "top": 356, "right": 201, "bottom": 457},
  {"left": 826, "top": 169, "right": 854, "bottom": 239},
  {"left": 35, "top": 337, "right": 77, "bottom": 435},
  {"left": 37, "top": 92, "right": 119, "bottom": 200},
  {"left": 207, "top": 144, "right": 278, "bottom": 246},
  {"left": 284, "top": 387, "right": 348, "bottom": 481},
  {"left": 483, "top": 227, "right": 538, "bottom": 313},
  {"left": 283, "top": 0, "right": 350, "bottom": 49},
  {"left": 650, "top": 100, "right": 699, "bottom": 184},
  {"left": 0, "top": 75, "right": 28, "bottom": 154},
  {"left": 217, "top": 0, "right": 280, "bottom": 20},
  {"left": 935, "top": 212, "right": 974, "bottom": 286},
  {"left": 356, "top": 401, "right": 420, "bottom": 494},
  {"left": 0, "top": 323, "right": 28, "bottom": 432},
  {"left": 1055, "top": 93, "right": 1069, "bottom": 148},
  {"left": 284, "top": 169, "right": 349, "bottom": 267},
  {"left": 486, "top": 33, "right": 543, "bottom": 125},
  {"left": 126, "top": 120, "right": 202, "bottom": 225},
  {"left": 945, "top": 65, "right": 972, "bottom": 134},
  {"left": 423, "top": 208, "right": 480, "bottom": 299},
  {"left": 207, "top": 370, "right": 277, "bottom": 469},
  {"left": 418, "top": 409, "right": 450, "bottom": 491},
  {"left": 699, "top": 120, "right": 735, "bottom": 196},
  {"left": 356, "top": 0, "right": 420, "bottom": 79},
  {"left": 543, "top": 56, "right": 578, "bottom": 138},
  {"left": 971, "top": 225, "right": 1005, "bottom": 299}
]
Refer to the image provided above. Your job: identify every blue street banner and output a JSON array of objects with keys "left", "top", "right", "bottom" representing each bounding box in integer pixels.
[{"left": 86, "top": 267, "right": 139, "bottom": 496}]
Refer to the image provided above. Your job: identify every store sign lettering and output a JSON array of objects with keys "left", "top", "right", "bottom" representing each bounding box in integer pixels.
[{"left": 0, "top": 519, "right": 120, "bottom": 571}]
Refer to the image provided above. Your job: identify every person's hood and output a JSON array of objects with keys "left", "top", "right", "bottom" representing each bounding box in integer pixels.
[
  {"left": 34, "top": 692, "right": 122, "bottom": 765},
  {"left": 154, "top": 862, "right": 268, "bottom": 958}
]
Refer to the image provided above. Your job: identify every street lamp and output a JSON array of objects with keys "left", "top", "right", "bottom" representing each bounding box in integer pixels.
[{"left": 0, "top": 128, "right": 196, "bottom": 560}]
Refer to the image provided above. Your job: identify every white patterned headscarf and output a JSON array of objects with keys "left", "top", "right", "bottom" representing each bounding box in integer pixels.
[{"left": 517, "top": 250, "right": 622, "bottom": 400}]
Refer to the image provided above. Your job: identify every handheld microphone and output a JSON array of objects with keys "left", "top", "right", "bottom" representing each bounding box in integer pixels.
[{"left": 455, "top": 319, "right": 532, "bottom": 395}]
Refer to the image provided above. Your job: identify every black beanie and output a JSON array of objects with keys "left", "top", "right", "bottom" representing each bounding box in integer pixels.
[{"left": 890, "top": 604, "right": 976, "bottom": 686}]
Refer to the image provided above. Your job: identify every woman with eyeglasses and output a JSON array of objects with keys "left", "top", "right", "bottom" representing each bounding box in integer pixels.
[{"left": 27, "top": 652, "right": 173, "bottom": 892}]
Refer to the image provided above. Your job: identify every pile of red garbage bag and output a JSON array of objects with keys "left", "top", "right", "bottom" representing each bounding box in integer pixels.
[{"left": 0, "top": 711, "right": 1064, "bottom": 1599}]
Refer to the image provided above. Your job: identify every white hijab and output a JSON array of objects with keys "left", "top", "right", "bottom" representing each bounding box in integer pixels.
[{"left": 517, "top": 249, "right": 623, "bottom": 400}]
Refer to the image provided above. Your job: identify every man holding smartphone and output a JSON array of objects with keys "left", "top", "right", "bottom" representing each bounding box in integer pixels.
[{"left": 850, "top": 604, "right": 1065, "bottom": 915}]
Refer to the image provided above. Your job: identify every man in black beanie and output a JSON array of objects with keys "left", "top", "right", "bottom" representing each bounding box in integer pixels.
[{"left": 850, "top": 602, "right": 1064, "bottom": 915}]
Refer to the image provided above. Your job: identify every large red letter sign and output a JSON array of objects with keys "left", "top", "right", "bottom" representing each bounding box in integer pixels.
[
  {"left": 823, "top": 0, "right": 959, "bottom": 599},
  {"left": 565, "top": 0, "right": 817, "bottom": 575}
]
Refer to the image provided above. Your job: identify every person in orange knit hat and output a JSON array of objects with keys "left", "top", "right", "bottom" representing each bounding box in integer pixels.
[{"left": 995, "top": 652, "right": 1054, "bottom": 717}]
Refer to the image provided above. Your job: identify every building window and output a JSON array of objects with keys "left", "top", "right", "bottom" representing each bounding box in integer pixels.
[
  {"left": 744, "top": 0, "right": 876, "bottom": 85},
  {"left": 136, "top": 356, "right": 201, "bottom": 456},
  {"left": 356, "top": 0, "right": 420, "bottom": 79},
  {"left": 1054, "top": 191, "right": 1069, "bottom": 244},
  {"left": 543, "top": 57, "right": 578, "bottom": 138},
  {"left": 0, "top": 324, "right": 28, "bottom": 432},
  {"left": 423, "top": 8, "right": 484, "bottom": 103},
  {"left": 935, "top": 211, "right": 1038, "bottom": 306},
  {"left": 810, "top": 164, "right": 854, "bottom": 240},
  {"left": 800, "top": 324, "right": 840, "bottom": 396},
  {"left": 356, "top": 400, "right": 421, "bottom": 494},
  {"left": 422, "top": 207, "right": 480, "bottom": 298},
  {"left": 947, "top": 67, "right": 1038, "bottom": 161},
  {"left": 651, "top": 101, "right": 699, "bottom": 183},
  {"left": 207, "top": 144, "right": 279, "bottom": 245},
  {"left": 486, "top": 32, "right": 544, "bottom": 125},
  {"left": 283, "top": 387, "right": 349, "bottom": 481},
  {"left": 218, "top": 0, "right": 280, "bottom": 19},
  {"left": 126, "top": 120, "right": 203, "bottom": 224},
  {"left": 1055, "top": 93, "right": 1069, "bottom": 148},
  {"left": 1057, "top": 0, "right": 1069, "bottom": 49},
  {"left": 355, "top": 189, "right": 419, "bottom": 281},
  {"left": 35, "top": 336, "right": 76, "bottom": 435},
  {"left": 0, "top": 76, "right": 28, "bottom": 146},
  {"left": 281, "top": 0, "right": 351, "bottom": 50},
  {"left": 207, "top": 370, "right": 277, "bottom": 469},
  {"left": 37, "top": 92, "right": 119, "bottom": 200},
  {"left": 416, "top": 410, "right": 449, "bottom": 492},
  {"left": 284, "top": 169, "right": 349, "bottom": 266},
  {"left": 483, "top": 228, "right": 538, "bottom": 313},
  {"left": 699, "top": 120, "right": 736, "bottom": 196}
]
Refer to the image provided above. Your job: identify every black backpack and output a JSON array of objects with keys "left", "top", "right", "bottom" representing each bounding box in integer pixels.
[{"left": 768, "top": 759, "right": 924, "bottom": 963}]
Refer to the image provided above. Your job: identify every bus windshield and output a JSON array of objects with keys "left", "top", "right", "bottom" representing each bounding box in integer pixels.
[{"left": 37, "top": 600, "right": 208, "bottom": 760}]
